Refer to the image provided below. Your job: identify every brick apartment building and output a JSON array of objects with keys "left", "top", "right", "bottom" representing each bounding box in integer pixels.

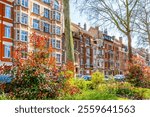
[
  {"left": 13, "top": 0, "right": 63, "bottom": 65},
  {"left": 103, "top": 33, "right": 128, "bottom": 75},
  {"left": 89, "top": 27, "right": 128, "bottom": 75},
  {"left": 62, "top": 23, "right": 94, "bottom": 75},
  {"left": 88, "top": 27, "right": 104, "bottom": 73},
  {"left": 0, "top": 0, "right": 14, "bottom": 66},
  {"left": 132, "top": 48, "right": 150, "bottom": 66}
]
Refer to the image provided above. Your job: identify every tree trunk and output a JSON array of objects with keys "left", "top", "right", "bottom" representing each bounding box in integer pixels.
[
  {"left": 127, "top": 32, "right": 133, "bottom": 62},
  {"left": 63, "top": 0, "right": 75, "bottom": 63}
]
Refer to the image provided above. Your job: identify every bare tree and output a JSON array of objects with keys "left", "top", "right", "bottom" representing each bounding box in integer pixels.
[
  {"left": 63, "top": 0, "right": 75, "bottom": 63},
  {"left": 136, "top": 0, "right": 150, "bottom": 47},
  {"left": 76, "top": 0, "right": 140, "bottom": 62}
]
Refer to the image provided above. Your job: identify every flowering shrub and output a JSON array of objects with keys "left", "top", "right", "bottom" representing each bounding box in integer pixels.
[
  {"left": 91, "top": 71, "right": 105, "bottom": 88},
  {"left": 0, "top": 34, "right": 77, "bottom": 99},
  {"left": 126, "top": 56, "right": 150, "bottom": 88}
]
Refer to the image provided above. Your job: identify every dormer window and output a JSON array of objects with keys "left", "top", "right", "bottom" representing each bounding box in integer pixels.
[{"left": 54, "top": 0, "right": 59, "bottom": 10}]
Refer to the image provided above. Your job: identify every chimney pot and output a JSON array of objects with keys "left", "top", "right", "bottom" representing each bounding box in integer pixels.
[
  {"left": 119, "top": 37, "right": 123, "bottom": 43},
  {"left": 78, "top": 23, "right": 81, "bottom": 27},
  {"left": 84, "top": 23, "right": 87, "bottom": 30}
]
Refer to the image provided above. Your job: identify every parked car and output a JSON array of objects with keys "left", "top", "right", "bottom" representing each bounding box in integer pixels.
[
  {"left": 105, "top": 75, "right": 111, "bottom": 80},
  {"left": 82, "top": 75, "right": 91, "bottom": 81},
  {"left": 76, "top": 74, "right": 83, "bottom": 78},
  {"left": 0, "top": 75, "right": 13, "bottom": 83},
  {"left": 114, "top": 75, "right": 125, "bottom": 81}
]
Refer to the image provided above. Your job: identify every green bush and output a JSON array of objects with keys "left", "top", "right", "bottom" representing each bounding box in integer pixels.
[
  {"left": 91, "top": 72, "right": 104, "bottom": 88},
  {"left": 61, "top": 90, "right": 118, "bottom": 100},
  {"left": 97, "top": 84, "right": 109, "bottom": 93},
  {"left": 0, "top": 93, "right": 10, "bottom": 100},
  {"left": 142, "top": 89, "right": 150, "bottom": 99},
  {"left": 116, "top": 82, "right": 134, "bottom": 98},
  {"left": 115, "top": 82, "right": 150, "bottom": 100},
  {"left": 69, "top": 78, "right": 94, "bottom": 90},
  {"left": 131, "top": 88, "right": 149, "bottom": 100},
  {"left": 106, "top": 83, "right": 118, "bottom": 94}
]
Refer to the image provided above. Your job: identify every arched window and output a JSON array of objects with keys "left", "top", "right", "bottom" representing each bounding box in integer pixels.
[{"left": 54, "top": 0, "right": 59, "bottom": 10}]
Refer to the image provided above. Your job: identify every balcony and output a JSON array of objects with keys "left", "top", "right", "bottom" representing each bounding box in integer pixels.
[{"left": 103, "top": 35, "right": 113, "bottom": 42}]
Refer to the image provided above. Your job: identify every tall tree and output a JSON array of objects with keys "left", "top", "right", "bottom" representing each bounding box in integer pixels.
[
  {"left": 63, "top": 0, "right": 75, "bottom": 63},
  {"left": 77, "top": 0, "right": 140, "bottom": 62},
  {"left": 136, "top": 0, "right": 150, "bottom": 46}
]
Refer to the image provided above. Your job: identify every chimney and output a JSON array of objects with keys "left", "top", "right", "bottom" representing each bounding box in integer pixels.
[
  {"left": 119, "top": 37, "right": 123, "bottom": 43},
  {"left": 104, "top": 29, "right": 108, "bottom": 35},
  {"left": 78, "top": 23, "right": 81, "bottom": 27},
  {"left": 112, "top": 36, "right": 115, "bottom": 40},
  {"left": 95, "top": 26, "right": 99, "bottom": 31},
  {"left": 84, "top": 23, "right": 87, "bottom": 30}
]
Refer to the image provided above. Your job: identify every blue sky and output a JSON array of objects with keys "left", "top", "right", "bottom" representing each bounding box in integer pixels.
[
  {"left": 69, "top": 2, "right": 145, "bottom": 48},
  {"left": 70, "top": 1, "right": 90, "bottom": 29}
]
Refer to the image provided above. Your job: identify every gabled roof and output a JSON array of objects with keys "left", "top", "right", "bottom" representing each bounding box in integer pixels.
[{"left": 71, "top": 22, "right": 93, "bottom": 37}]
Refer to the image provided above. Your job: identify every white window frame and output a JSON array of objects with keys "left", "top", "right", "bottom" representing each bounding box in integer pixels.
[
  {"left": 56, "top": 40, "right": 61, "bottom": 49},
  {"left": 21, "top": 30, "right": 28, "bottom": 42},
  {"left": 4, "top": 45, "right": 11, "bottom": 58},
  {"left": 5, "top": 6, "right": 11, "bottom": 19},
  {"left": 5, "top": 26, "right": 11, "bottom": 38},
  {"left": 21, "top": 13, "right": 28, "bottom": 25},
  {"left": 56, "top": 53, "right": 61, "bottom": 63},
  {"left": 33, "top": 19, "right": 40, "bottom": 30}
]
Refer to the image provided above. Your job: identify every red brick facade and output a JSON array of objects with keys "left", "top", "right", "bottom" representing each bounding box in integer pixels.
[
  {"left": 89, "top": 27, "right": 128, "bottom": 75},
  {"left": 62, "top": 23, "right": 94, "bottom": 75},
  {"left": 13, "top": 0, "right": 63, "bottom": 66},
  {"left": 0, "top": 0, "right": 14, "bottom": 66}
]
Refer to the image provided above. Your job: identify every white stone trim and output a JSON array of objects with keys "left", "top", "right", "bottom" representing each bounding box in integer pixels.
[
  {"left": 0, "top": 61, "right": 12, "bottom": 66},
  {"left": 3, "top": 41, "right": 13, "bottom": 46},
  {"left": 3, "top": 21, "right": 13, "bottom": 27}
]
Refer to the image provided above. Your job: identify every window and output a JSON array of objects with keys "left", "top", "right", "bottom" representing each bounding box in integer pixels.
[
  {"left": 43, "top": 23, "right": 50, "bottom": 33},
  {"left": 16, "top": 30, "right": 20, "bottom": 40},
  {"left": 16, "top": 13, "right": 20, "bottom": 22},
  {"left": 33, "top": 19, "right": 40, "bottom": 30},
  {"left": 33, "top": 3, "right": 40, "bottom": 14},
  {"left": 80, "top": 35, "right": 83, "bottom": 42},
  {"left": 22, "top": 0, "right": 28, "bottom": 8},
  {"left": 80, "top": 58, "right": 83, "bottom": 65},
  {"left": 56, "top": 26, "right": 61, "bottom": 35},
  {"left": 44, "top": 8, "right": 50, "bottom": 19},
  {"left": 86, "top": 38, "right": 90, "bottom": 45},
  {"left": 108, "top": 45, "right": 112, "bottom": 50},
  {"left": 51, "top": 39, "right": 56, "bottom": 48},
  {"left": 56, "top": 40, "right": 61, "bottom": 49},
  {"left": 53, "top": 11, "right": 61, "bottom": 21},
  {"left": 54, "top": 0, "right": 59, "bottom": 10},
  {"left": 21, "top": 13, "right": 28, "bottom": 25},
  {"left": 86, "top": 48, "right": 90, "bottom": 55},
  {"left": 21, "top": 31, "right": 28, "bottom": 42},
  {"left": 86, "top": 58, "right": 90, "bottom": 66},
  {"left": 56, "top": 54, "right": 61, "bottom": 63},
  {"left": 5, "top": 6, "right": 11, "bottom": 19},
  {"left": 4, "top": 45, "right": 11, "bottom": 58},
  {"left": 5, "top": 26, "right": 11, "bottom": 38},
  {"left": 52, "top": 26, "right": 61, "bottom": 35},
  {"left": 16, "top": 0, "right": 21, "bottom": 4},
  {"left": 81, "top": 47, "right": 84, "bottom": 53},
  {"left": 43, "top": 0, "right": 51, "bottom": 4}
]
